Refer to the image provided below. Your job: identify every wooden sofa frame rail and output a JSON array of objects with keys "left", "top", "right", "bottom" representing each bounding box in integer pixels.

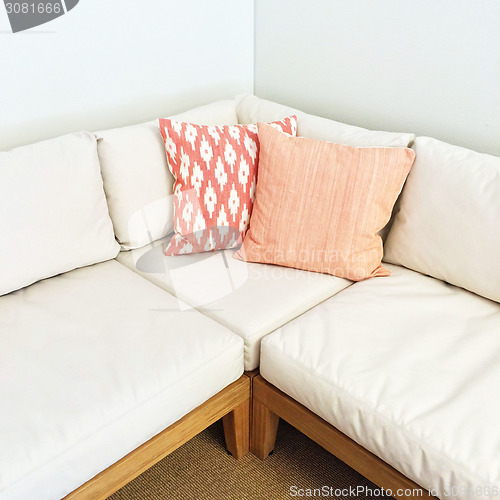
[
  {"left": 64, "top": 374, "right": 250, "bottom": 500},
  {"left": 252, "top": 375, "right": 434, "bottom": 500},
  {"left": 65, "top": 371, "right": 434, "bottom": 500}
]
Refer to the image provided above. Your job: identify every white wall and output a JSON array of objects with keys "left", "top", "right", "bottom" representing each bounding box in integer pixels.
[
  {"left": 254, "top": 0, "right": 500, "bottom": 156},
  {"left": 0, "top": 0, "right": 254, "bottom": 150}
]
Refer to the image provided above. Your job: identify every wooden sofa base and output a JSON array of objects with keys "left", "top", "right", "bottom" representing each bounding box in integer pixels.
[
  {"left": 252, "top": 375, "right": 434, "bottom": 500},
  {"left": 65, "top": 374, "right": 250, "bottom": 500},
  {"left": 63, "top": 372, "right": 434, "bottom": 499}
]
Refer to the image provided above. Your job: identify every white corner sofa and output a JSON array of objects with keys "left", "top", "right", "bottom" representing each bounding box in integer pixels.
[{"left": 1, "top": 94, "right": 498, "bottom": 500}]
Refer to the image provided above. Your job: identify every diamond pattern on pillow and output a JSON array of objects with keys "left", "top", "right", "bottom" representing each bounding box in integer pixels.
[{"left": 158, "top": 116, "right": 297, "bottom": 255}]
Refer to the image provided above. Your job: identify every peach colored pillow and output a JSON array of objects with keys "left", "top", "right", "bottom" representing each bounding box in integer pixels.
[{"left": 235, "top": 124, "right": 416, "bottom": 281}]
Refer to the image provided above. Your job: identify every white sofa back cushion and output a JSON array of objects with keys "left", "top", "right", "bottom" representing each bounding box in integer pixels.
[
  {"left": 97, "top": 100, "right": 238, "bottom": 250},
  {"left": 384, "top": 136, "right": 500, "bottom": 303},
  {"left": 235, "top": 94, "right": 415, "bottom": 241},
  {"left": 236, "top": 94, "right": 415, "bottom": 147},
  {"left": 0, "top": 132, "right": 119, "bottom": 296}
]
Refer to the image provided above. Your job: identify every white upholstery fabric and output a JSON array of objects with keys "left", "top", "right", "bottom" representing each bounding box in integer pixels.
[
  {"left": 117, "top": 237, "right": 352, "bottom": 370},
  {"left": 261, "top": 264, "right": 500, "bottom": 500},
  {"left": 385, "top": 136, "right": 500, "bottom": 303},
  {"left": 0, "top": 132, "right": 119, "bottom": 296},
  {"left": 235, "top": 94, "right": 415, "bottom": 241},
  {"left": 97, "top": 100, "right": 238, "bottom": 250},
  {"left": 236, "top": 94, "right": 415, "bottom": 147},
  {"left": 0, "top": 260, "right": 243, "bottom": 500}
]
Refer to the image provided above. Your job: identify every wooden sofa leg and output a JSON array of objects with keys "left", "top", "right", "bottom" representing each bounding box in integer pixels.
[
  {"left": 251, "top": 398, "right": 280, "bottom": 459},
  {"left": 222, "top": 399, "right": 250, "bottom": 459}
]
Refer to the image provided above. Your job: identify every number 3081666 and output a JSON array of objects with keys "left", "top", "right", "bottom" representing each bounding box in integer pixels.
[{"left": 5, "top": 3, "right": 62, "bottom": 14}]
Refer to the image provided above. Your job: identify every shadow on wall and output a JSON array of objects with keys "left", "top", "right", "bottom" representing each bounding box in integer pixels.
[{"left": 0, "top": 85, "right": 242, "bottom": 151}]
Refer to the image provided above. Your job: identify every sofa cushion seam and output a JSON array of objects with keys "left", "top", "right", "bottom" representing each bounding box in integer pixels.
[
  {"left": 1, "top": 343, "right": 243, "bottom": 494},
  {"left": 263, "top": 341, "right": 496, "bottom": 486}
]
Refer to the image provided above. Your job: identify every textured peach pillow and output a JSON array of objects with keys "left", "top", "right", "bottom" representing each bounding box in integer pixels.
[{"left": 235, "top": 124, "right": 416, "bottom": 281}]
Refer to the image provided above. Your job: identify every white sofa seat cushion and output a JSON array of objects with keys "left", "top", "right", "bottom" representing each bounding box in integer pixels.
[
  {"left": 384, "top": 136, "right": 500, "bottom": 303},
  {"left": 97, "top": 100, "right": 238, "bottom": 250},
  {"left": 0, "top": 260, "right": 243, "bottom": 500},
  {"left": 236, "top": 94, "right": 415, "bottom": 147},
  {"left": 117, "top": 237, "right": 352, "bottom": 370},
  {"left": 0, "top": 132, "right": 119, "bottom": 296},
  {"left": 260, "top": 264, "right": 500, "bottom": 500}
]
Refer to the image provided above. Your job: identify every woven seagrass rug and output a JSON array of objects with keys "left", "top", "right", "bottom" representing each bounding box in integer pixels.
[{"left": 109, "top": 419, "right": 393, "bottom": 500}]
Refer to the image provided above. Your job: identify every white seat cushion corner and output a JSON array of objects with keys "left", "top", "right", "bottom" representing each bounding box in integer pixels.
[
  {"left": 116, "top": 237, "right": 352, "bottom": 370},
  {"left": 0, "top": 259, "right": 243, "bottom": 500},
  {"left": 260, "top": 264, "right": 500, "bottom": 499}
]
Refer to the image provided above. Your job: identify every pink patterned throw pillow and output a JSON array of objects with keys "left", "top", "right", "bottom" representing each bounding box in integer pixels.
[{"left": 158, "top": 116, "right": 297, "bottom": 255}]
